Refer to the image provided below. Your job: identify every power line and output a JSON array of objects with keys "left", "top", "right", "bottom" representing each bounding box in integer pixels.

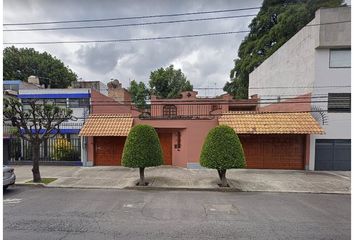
[
  {"left": 4, "top": 20, "right": 350, "bottom": 45},
  {"left": 31, "top": 99, "right": 346, "bottom": 107},
  {"left": 47, "top": 109, "right": 343, "bottom": 120},
  {"left": 17, "top": 93, "right": 348, "bottom": 104},
  {"left": 85, "top": 95, "right": 348, "bottom": 103},
  {"left": 195, "top": 85, "right": 351, "bottom": 90},
  {"left": 3, "top": 109, "right": 343, "bottom": 121},
  {"left": 241, "top": 93, "right": 328, "bottom": 97},
  {"left": 4, "top": 14, "right": 257, "bottom": 32},
  {"left": 249, "top": 85, "right": 351, "bottom": 89},
  {"left": 3, "top": 6, "right": 261, "bottom": 26},
  {"left": 17, "top": 92, "right": 349, "bottom": 103},
  {"left": 3, "top": 30, "right": 250, "bottom": 45}
]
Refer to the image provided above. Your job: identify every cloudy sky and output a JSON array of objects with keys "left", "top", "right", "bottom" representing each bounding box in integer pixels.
[{"left": 3, "top": 0, "right": 264, "bottom": 96}]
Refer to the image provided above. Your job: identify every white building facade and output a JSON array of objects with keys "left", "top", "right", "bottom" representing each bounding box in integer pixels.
[
  {"left": 249, "top": 7, "right": 351, "bottom": 170},
  {"left": 18, "top": 88, "right": 92, "bottom": 136}
]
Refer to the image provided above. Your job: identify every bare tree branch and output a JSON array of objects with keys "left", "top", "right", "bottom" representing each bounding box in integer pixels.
[{"left": 3, "top": 97, "right": 73, "bottom": 143}]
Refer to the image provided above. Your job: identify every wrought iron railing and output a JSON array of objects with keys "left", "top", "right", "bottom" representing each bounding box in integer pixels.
[
  {"left": 3, "top": 124, "right": 17, "bottom": 137},
  {"left": 131, "top": 98, "right": 258, "bottom": 120},
  {"left": 133, "top": 103, "right": 224, "bottom": 120},
  {"left": 7, "top": 137, "right": 81, "bottom": 162}
]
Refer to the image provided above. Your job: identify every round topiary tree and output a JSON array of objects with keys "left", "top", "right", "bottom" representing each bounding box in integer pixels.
[
  {"left": 200, "top": 125, "right": 246, "bottom": 187},
  {"left": 122, "top": 124, "right": 163, "bottom": 186}
]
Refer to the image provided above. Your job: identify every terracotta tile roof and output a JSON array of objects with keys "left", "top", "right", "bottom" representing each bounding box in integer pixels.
[
  {"left": 79, "top": 114, "right": 133, "bottom": 136},
  {"left": 219, "top": 112, "right": 324, "bottom": 134}
]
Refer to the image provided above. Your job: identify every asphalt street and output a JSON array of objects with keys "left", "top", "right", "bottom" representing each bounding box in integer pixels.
[{"left": 3, "top": 186, "right": 350, "bottom": 240}]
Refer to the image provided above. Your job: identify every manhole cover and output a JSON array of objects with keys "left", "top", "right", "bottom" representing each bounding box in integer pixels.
[
  {"left": 122, "top": 202, "right": 145, "bottom": 209},
  {"left": 204, "top": 204, "right": 239, "bottom": 214}
]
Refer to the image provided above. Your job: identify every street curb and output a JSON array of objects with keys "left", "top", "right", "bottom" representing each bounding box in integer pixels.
[
  {"left": 237, "top": 190, "right": 351, "bottom": 195},
  {"left": 124, "top": 186, "right": 242, "bottom": 192},
  {"left": 13, "top": 184, "right": 350, "bottom": 194},
  {"left": 124, "top": 187, "right": 350, "bottom": 194},
  {"left": 15, "top": 183, "right": 46, "bottom": 188}
]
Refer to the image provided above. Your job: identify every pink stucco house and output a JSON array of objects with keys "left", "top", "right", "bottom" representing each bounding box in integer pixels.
[{"left": 80, "top": 89, "right": 323, "bottom": 169}]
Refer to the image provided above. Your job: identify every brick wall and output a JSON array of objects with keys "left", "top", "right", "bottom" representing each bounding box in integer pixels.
[{"left": 91, "top": 89, "right": 131, "bottom": 114}]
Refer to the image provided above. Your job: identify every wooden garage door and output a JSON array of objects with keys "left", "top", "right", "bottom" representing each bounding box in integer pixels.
[
  {"left": 158, "top": 133, "right": 172, "bottom": 165},
  {"left": 94, "top": 136, "right": 126, "bottom": 166},
  {"left": 239, "top": 135, "right": 305, "bottom": 170}
]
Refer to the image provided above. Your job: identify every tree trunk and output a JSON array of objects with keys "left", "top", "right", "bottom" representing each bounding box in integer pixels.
[
  {"left": 219, "top": 169, "right": 228, "bottom": 187},
  {"left": 32, "top": 143, "right": 41, "bottom": 182},
  {"left": 139, "top": 167, "right": 145, "bottom": 186},
  {"left": 217, "top": 169, "right": 222, "bottom": 181},
  {"left": 43, "top": 139, "right": 48, "bottom": 160}
]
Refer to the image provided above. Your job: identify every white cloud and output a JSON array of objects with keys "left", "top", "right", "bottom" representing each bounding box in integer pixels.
[{"left": 4, "top": 0, "right": 262, "bottom": 95}]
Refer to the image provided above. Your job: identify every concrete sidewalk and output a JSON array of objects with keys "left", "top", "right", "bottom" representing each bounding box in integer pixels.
[{"left": 12, "top": 165, "right": 351, "bottom": 194}]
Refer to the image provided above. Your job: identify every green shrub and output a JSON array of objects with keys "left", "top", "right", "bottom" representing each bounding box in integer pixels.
[
  {"left": 57, "top": 149, "right": 80, "bottom": 161},
  {"left": 200, "top": 125, "right": 246, "bottom": 187},
  {"left": 52, "top": 138, "right": 80, "bottom": 161},
  {"left": 122, "top": 124, "right": 163, "bottom": 185}
]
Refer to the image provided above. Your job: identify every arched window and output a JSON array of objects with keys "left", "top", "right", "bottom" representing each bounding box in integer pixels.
[{"left": 163, "top": 105, "right": 177, "bottom": 117}]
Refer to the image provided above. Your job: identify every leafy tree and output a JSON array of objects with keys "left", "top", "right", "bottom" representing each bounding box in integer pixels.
[
  {"left": 225, "top": 0, "right": 343, "bottom": 99},
  {"left": 3, "top": 98, "right": 73, "bottom": 182},
  {"left": 122, "top": 125, "right": 163, "bottom": 186},
  {"left": 149, "top": 65, "right": 193, "bottom": 98},
  {"left": 3, "top": 46, "right": 77, "bottom": 88},
  {"left": 128, "top": 80, "right": 150, "bottom": 110},
  {"left": 200, "top": 125, "right": 246, "bottom": 187}
]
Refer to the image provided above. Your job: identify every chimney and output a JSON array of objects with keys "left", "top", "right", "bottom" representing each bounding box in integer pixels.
[
  {"left": 150, "top": 95, "right": 157, "bottom": 101},
  {"left": 107, "top": 79, "right": 125, "bottom": 102},
  {"left": 222, "top": 94, "right": 233, "bottom": 100},
  {"left": 27, "top": 75, "right": 40, "bottom": 85},
  {"left": 107, "top": 79, "right": 122, "bottom": 89}
]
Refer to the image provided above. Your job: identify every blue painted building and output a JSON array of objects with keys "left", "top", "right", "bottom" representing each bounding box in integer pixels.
[
  {"left": 3, "top": 79, "right": 43, "bottom": 93},
  {"left": 18, "top": 88, "right": 92, "bottom": 136},
  {"left": 4, "top": 79, "right": 111, "bottom": 164}
]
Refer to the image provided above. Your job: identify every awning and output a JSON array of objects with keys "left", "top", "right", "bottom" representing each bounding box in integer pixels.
[
  {"left": 219, "top": 112, "right": 324, "bottom": 134},
  {"left": 79, "top": 114, "right": 133, "bottom": 136}
]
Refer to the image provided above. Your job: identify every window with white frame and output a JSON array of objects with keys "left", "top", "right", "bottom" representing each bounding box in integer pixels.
[{"left": 329, "top": 49, "right": 351, "bottom": 68}]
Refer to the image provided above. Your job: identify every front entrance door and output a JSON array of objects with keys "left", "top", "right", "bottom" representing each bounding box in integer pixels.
[
  {"left": 94, "top": 136, "right": 126, "bottom": 166},
  {"left": 158, "top": 133, "right": 172, "bottom": 165}
]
